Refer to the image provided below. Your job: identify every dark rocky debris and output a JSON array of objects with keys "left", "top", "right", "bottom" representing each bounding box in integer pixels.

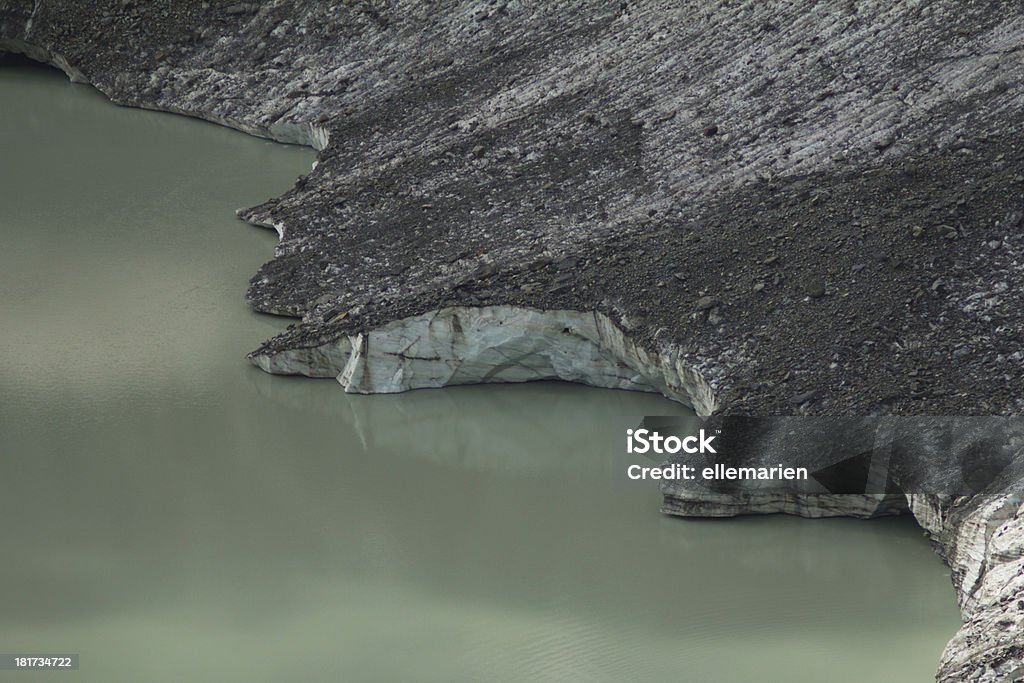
[{"left": 3, "top": 0, "right": 1022, "bottom": 416}]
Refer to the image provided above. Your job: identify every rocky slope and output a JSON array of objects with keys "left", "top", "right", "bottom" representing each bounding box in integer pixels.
[{"left": 3, "top": 1, "right": 1024, "bottom": 680}]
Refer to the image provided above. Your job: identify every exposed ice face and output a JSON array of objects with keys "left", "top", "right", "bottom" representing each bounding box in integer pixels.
[{"left": 253, "top": 305, "right": 718, "bottom": 416}]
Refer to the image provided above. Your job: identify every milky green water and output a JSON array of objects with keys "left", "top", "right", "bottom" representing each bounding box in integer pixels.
[{"left": 0, "top": 64, "right": 961, "bottom": 683}]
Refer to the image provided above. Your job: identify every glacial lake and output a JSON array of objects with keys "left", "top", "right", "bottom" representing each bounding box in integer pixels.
[{"left": 0, "top": 63, "right": 961, "bottom": 683}]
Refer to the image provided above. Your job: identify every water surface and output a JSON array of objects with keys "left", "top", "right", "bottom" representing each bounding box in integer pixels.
[{"left": 0, "top": 64, "right": 961, "bottom": 683}]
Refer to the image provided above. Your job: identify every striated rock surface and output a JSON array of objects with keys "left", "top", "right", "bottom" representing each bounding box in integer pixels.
[
  {"left": 923, "top": 495, "right": 1024, "bottom": 682},
  {"left": 4, "top": 1, "right": 1024, "bottom": 680}
]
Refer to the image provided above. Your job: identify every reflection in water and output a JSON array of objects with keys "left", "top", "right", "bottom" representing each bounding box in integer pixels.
[{"left": 0, "top": 64, "right": 960, "bottom": 683}]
